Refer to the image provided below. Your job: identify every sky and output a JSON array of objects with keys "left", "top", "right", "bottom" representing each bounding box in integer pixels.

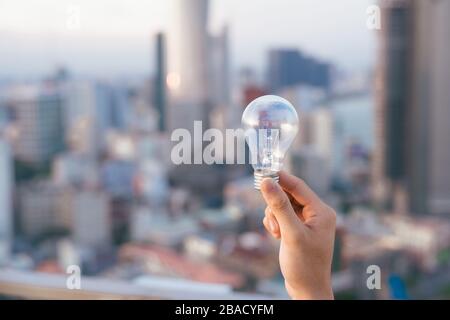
[{"left": 0, "top": 0, "right": 377, "bottom": 78}]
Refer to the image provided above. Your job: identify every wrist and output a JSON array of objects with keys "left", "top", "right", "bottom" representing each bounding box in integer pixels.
[
  {"left": 286, "top": 280, "right": 334, "bottom": 300},
  {"left": 290, "top": 287, "right": 334, "bottom": 300}
]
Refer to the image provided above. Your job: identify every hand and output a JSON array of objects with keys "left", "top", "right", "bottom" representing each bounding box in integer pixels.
[{"left": 260, "top": 171, "right": 336, "bottom": 300}]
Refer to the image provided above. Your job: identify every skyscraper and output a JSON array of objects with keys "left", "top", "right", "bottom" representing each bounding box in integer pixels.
[
  {"left": 64, "top": 81, "right": 129, "bottom": 156},
  {"left": 268, "top": 49, "right": 331, "bottom": 93},
  {"left": 9, "top": 85, "right": 65, "bottom": 165},
  {"left": 0, "top": 137, "right": 13, "bottom": 264},
  {"left": 374, "top": 0, "right": 450, "bottom": 215},
  {"left": 372, "top": 0, "right": 411, "bottom": 212},
  {"left": 409, "top": 0, "right": 450, "bottom": 215},
  {"left": 209, "top": 25, "right": 231, "bottom": 109},
  {"left": 18, "top": 181, "right": 64, "bottom": 238},
  {"left": 59, "top": 190, "right": 111, "bottom": 247},
  {"left": 167, "top": 0, "right": 210, "bottom": 132},
  {"left": 153, "top": 32, "right": 167, "bottom": 132},
  {"left": 165, "top": 0, "right": 226, "bottom": 198}
]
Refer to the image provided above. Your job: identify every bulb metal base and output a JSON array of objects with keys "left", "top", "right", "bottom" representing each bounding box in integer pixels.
[{"left": 254, "top": 171, "right": 279, "bottom": 190}]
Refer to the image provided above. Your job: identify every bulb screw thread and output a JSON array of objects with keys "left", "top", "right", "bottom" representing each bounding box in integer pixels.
[{"left": 254, "top": 171, "right": 279, "bottom": 190}]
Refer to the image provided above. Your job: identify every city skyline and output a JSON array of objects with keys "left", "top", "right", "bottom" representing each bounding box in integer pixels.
[
  {"left": 1, "top": 0, "right": 450, "bottom": 301},
  {"left": 0, "top": 0, "right": 376, "bottom": 78}
]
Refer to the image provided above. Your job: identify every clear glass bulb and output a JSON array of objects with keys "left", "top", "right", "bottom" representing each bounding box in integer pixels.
[{"left": 242, "top": 95, "right": 299, "bottom": 190}]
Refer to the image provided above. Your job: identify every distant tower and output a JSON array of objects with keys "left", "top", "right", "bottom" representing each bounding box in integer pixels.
[
  {"left": 9, "top": 85, "right": 65, "bottom": 165},
  {"left": 153, "top": 32, "right": 167, "bottom": 132},
  {"left": 373, "top": 0, "right": 450, "bottom": 215},
  {"left": 408, "top": 0, "right": 450, "bottom": 215},
  {"left": 64, "top": 81, "right": 130, "bottom": 156},
  {"left": 0, "top": 138, "right": 13, "bottom": 264},
  {"left": 267, "top": 49, "right": 331, "bottom": 93},
  {"left": 167, "top": 0, "right": 210, "bottom": 132},
  {"left": 209, "top": 25, "right": 230, "bottom": 108},
  {"left": 372, "top": 0, "right": 411, "bottom": 212},
  {"left": 166, "top": 0, "right": 227, "bottom": 198}
]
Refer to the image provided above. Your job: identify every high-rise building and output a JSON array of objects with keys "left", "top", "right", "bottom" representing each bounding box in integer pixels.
[
  {"left": 209, "top": 25, "right": 230, "bottom": 108},
  {"left": 9, "top": 85, "right": 65, "bottom": 164},
  {"left": 153, "top": 32, "right": 167, "bottom": 132},
  {"left": 19, "top": 180, "right": 111, "bottom": 246},
  {"left": 52, "top": 152, "right": 98, "bottom": 188},
  {"left": 59, "top": 190, "right": 111, "bottom": 248},
  {"left": 166, "top": 0, "right": 227, "bottom": 197},
  {"left": 18, "top": 181, "right": 66, "bottom": 238},
  {"left": 0, "top": 137, "right": 13, "bottom": 264},
  {"left": 64, "top": 81, "right": 130, "bottom": 156},
  {"left": 301, "top": 108, "right": 334, "bottom": 161},
  {"left": 290, "top": 147, "right": 331, "bottom": 197},
  {"left": 374, "top": 0, "right": 450, "bottom": 215},
  {"left": 268, "top": 49, "right": 331, "bottom": 93},
  {"left": 286, "top": 106, "right": 333, "bottom": 197},
  {"left": 167, "top": 0, "right": 210, "bottom": 132}
]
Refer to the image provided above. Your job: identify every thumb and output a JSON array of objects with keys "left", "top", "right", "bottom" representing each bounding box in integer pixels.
[{"left": 260, "top": 178, "right": 304, "bottom": 238}]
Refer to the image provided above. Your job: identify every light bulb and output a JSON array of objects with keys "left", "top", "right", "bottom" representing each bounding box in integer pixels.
[{"left": 242, "top": 95, "right": 299, "bottom": 190}]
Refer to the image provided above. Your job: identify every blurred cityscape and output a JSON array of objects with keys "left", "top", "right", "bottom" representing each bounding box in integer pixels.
[{"left": 1, "top": 0, "right": 450, "bottom": 300}]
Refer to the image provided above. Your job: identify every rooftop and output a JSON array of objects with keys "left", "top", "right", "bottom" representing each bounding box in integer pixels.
[{"left": 0, "top": 269, "right": 273, "bottom": 300}]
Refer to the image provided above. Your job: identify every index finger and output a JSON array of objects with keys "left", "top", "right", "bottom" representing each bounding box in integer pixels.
[{"left": 278, "top": 171, "right": 321, "bottom": 206}]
